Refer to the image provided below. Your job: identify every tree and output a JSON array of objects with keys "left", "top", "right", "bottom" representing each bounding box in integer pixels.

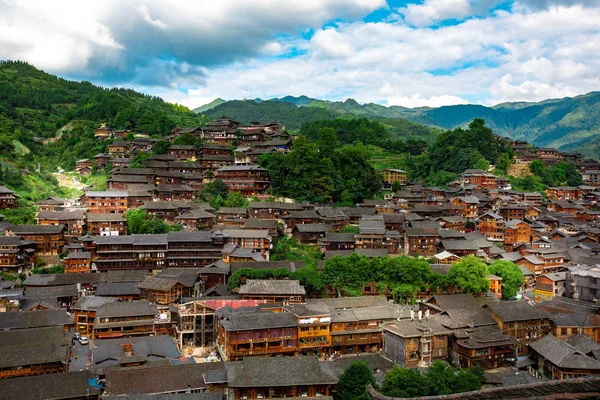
[
  {"left": 488, "top": 260, "right": 524, "bottom": 299},
  {"left": 382, "top": 367, "right": 429, "bottom": 398},
  {"left": 201, "top": 179, "right": 229, "bottom": 208},
  {"left": 529, "top": 159, "right": 546, "bottom": 177},
  {"left": 447, "top": 255, "right": 489, "bottom": 294},
  {"left": 292, "top": 266, "right": 324, "bottom": 293},
  {"left": 223, "top": 192, "right": 247, "bottom": 208},
  {"left": 391, "top": 180, "right": 402, "bottom": 192},
  {"left": 316, "top": 127, "right": 340, "bottom": 155},
  {"left": 335, "top": 360, "right": 375, "bottom": 400},
  {"left": 152, "top": 140, "right": 171, "bottom": 155},
  {"left": 125, "top": 132, "right": 135, "bottom": 142},
  {"left": 126, "top": 208, "right": 173, "bottom": 234}
]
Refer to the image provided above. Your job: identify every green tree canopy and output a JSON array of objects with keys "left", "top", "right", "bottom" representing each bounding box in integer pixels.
[
  {"left": 335, "top": 360, "right": 375, "bottom": 400},
  {"left": 152, "top": 140, "right": 171, "bottom": 155},
  {"left": 447, "top": 255, "right": 490, "bottom": 294},
  {"left": 488, "top": 260, "right": 524, "bottom": 299}
]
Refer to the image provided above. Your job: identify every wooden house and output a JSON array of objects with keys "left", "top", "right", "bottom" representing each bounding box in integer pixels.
[
  {"left": 35, "top": 209, "right": 86, "bottom": 236},
  {"left": 63, "top": 251, "right": 92, "bottom": 274},
  {"left": 238, "top": 279, "right": 305, "bottom": 304},
  {"left": 476, "top": 212, "right": 505, "bottom": 242},
  {"left": 6, "top": 224, "right": 66, "bottom": 255},
  {"left": 529, "top": 334, "right": 600, "bottom": 379},
  {"left": 217, "top": 308, "right": 299, "bottom": 361},
  {"left": 292, "top": 223, "right": 331, "bottom": 244},
  {"left": 227, "top": 356, "right": 337, "bottom": 399},
  {"left": 106, "top": 141, "right": 129, "bottom": 157},
  {"left": 73, "top": 296, "right": 120, "bottom": 336},
  {"left": 85, "top": 190, "right": 129, "bottom": 215},
  {"left": 283, "top": 210, "right": 320, "bottom": 229},
  {"left": 450, "top": 196, "right": 479, "bottom": 219},
  {"left": 86, "top": 213, "right": 128, "bottom": 236},
  {"left": 93, "top": 153, "right": 112, "bottom": 169},
  {"left": 380, "top": 168, "right": 407, "bottom": 188},
  {"left": 215, "top": 207, "right": 248, "bottom": 226},
  {"left": 318, "top": 232, "right": 356, "bottom": 253},
  {"left": 249, "top": 201, "right": 281, "bottom": 219},
  {"left": 485, "top": 301, "right": 550, "bottom": 356},
  {"left": 0, "top": 326, "right": 71, "bottom": 379},
  {"left": 382, "top": 316, "right": 452, "bottom": 367},
  {"left": 92, "top": 301, "right": 157, "bottom": 339},
  {"left": 215, "top": 165, "right": 270, "bottom": 196},
  {"left": 0, "top": 236, "right": 35, "bottom": 272},
  {"left": 176, "top": 209, "right": 215, "bottom": 231},
  {"left": 404, "top": 228, "right": 438, "bottom": 257},
  {"left": 0, "top": 186, "right": 17, "bottom": 209},
  {"left": 167, "top": 144, "right": 197, "bottom": 161}
]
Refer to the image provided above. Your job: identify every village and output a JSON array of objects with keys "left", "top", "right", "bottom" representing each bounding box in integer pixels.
[{"left": 3, "top": 118, "right": 600, "bottom": 399}]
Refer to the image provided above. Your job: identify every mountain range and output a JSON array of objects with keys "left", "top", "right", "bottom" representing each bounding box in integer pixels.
[{"left": 195, "top": 93, "right": 600, "bottom": 158}]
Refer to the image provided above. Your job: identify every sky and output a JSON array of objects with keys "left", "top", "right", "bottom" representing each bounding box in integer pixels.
[{"left": 1, "top": 0, "right": 599, "bottom": 109}]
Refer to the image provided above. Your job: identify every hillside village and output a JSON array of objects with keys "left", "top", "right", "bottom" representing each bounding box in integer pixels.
[{"left": 4, "top": 116, "right": 600, "bottom": 400}]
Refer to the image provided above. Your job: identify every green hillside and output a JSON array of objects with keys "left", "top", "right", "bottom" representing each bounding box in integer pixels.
[
  {"left": 193, "top": 98, "right": 225, "bottom": 113},
  {"left": 205, "top": 91, "right": 600, "bottom": 158},
  {"left": 0, "top": 61, "right": 210, "bottom": 219}
]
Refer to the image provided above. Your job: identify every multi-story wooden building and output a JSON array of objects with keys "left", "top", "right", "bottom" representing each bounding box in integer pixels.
[
  {"left": 453, "top": 325, "right": 515, "bottom": 369},
  {"left": 137, "top": 272, "right": 202, "bottom": 306},
  {"left": 458, "top": 169, "right": 498, "bottom": 189},
  {"left": 0, "top": 236, "right": 35, "bottom": 272},
  {"left": 238, "top": 280, "right": 306, "bottom": 304},
  {"left": 380, "top": 168, "right": 407, "bottom": 188},
  {"left": 215, "top": 165, "right": 269, "bottom": 196},
  {"left": 35, "top": 209, "right": 86, "bottom": 236},
  {"left": 504, "top": 219, "right": 532, "bottom": 250},
  {"left": 285, "top": 304, "right": 332, "bottom": 356},
  {"left": 176, "top": 209, "right": 215, "bottom": 231},
  {"left": 355, "top": 217, "right": 400, "bottom": 254},
  {"left": 529, "top": 334, "right": 600, "bottom": 379},
  {"left": 63, "top": 251, "right": 92, "bottom": 274},
  {"left": 107, "top": 141, "right": 129, "bottom": 157},
  {"left": 220, "top": 229, "right": 272, "bottom": 260},
  {"left": 485, "top": 301, "right": 551, "bottom": 356},
  {"left": 215, "top": 207, "right": 248, "bottom": 226},
  {"left": 450, "top": 196, "right": 479, "bottom": 219},
  {"left": 92, "top": 300, "right": 157, "bottom": 339},
  {"left": 383, "top": 316, "right": 452, "bottom": 367},
  {"left": 404, "top": 228, "right": 438, "bottom": 257},
  {"left": 6, "top": 224, "right": 66, "bottom": 255},
  {"left": 201, "top": 117, "right": 241, "bottom": 144},
  {"left": 476, "top": 212, "right": 505, "bottom": 241},
  {"left": 73, "top": 296, "right": 120, "bottom": 336},
  {"left": 0, "top": 186, "right": 17, "bottom": 209},
  {"left": 0, "top": 326, "right": 71, "bottom": 379},
  {"left": 546, "top": 186, "right": 584, "bottom": 201},
  {"left": 85, "top": 190, "right": 129, "bottom": 215},
  {"left": 86, "top": 213, "right": 128, "bottom": 236},
  {"left": 168, "top": 145, "right": 197, "bottom": 161},
  {"left": 283, "top": 210, "right": 321, "bottom": 229},
  {"left": 217, "top": 308, "right": 299, "bottom": 361}
]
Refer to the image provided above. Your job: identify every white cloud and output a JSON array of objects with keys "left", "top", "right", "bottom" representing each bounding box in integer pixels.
[
  {"left": 138, "top": 4, "right": 167, "bottom": 29},
  {"left": 400, "top": 0, "right": 472, "bottom": 26},
  {"left": 2, "top": 0, "right": 600, "bottom": 109}
]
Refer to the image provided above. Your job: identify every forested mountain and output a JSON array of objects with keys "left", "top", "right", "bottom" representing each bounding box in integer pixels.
[
  {"left": 192, "top": 98, "right": 225, "bottom": 113},
  {"left": 0, "top": 61, "right": 209, "bottom": 212},
  {"left": 198, "top": 92, "right": 600, "bottom": 158}
]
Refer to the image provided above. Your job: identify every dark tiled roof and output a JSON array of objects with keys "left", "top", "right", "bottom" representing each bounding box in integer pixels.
[
  {"left": 220, "top": 310, "right": 298, "bottom": 331},
  {"left": 0, "top": 371, "right": 99, "bottom": 400},
  {"left": 486, "top": 301, "right": 548, "bottom": 322},
  {"left": 227, "top": 356, "right": 337, "bottom": 387},
  {"left": 10, "top": 224, "right": 66, "bottom": 234},
  {"left": 96, "top": 300, "right": 157, "bottom": 318},
  {"left": 105, "top": 363, "right": 225, "bottom": 395},
  {"left": 238, "top": 279, "right": 305, "bottom": 295},
  {"left": 0, "top": 310, "right": 71, "bottom": 330}
]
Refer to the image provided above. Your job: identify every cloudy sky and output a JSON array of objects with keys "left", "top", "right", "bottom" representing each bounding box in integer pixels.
[{"left": 1, "top": 0, "right": 599, "bottom": 108}]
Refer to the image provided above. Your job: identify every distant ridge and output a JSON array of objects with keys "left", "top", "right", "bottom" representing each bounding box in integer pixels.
[{"left": 200, "top": 91, "right": 600, "bottom": 158}]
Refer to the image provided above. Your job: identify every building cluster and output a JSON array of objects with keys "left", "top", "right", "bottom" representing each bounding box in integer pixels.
[{"left": 5, "top": 127, "right": 600, "bottom": 398}]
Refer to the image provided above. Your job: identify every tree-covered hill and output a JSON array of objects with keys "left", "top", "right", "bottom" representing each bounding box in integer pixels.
[{"left": 198, "top": 91, "right": 600, "bottom": 158}]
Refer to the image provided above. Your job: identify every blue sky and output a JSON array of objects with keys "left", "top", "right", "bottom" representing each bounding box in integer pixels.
[{"left": 1, "top": 0, "right": 598, "bottom": 108}]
